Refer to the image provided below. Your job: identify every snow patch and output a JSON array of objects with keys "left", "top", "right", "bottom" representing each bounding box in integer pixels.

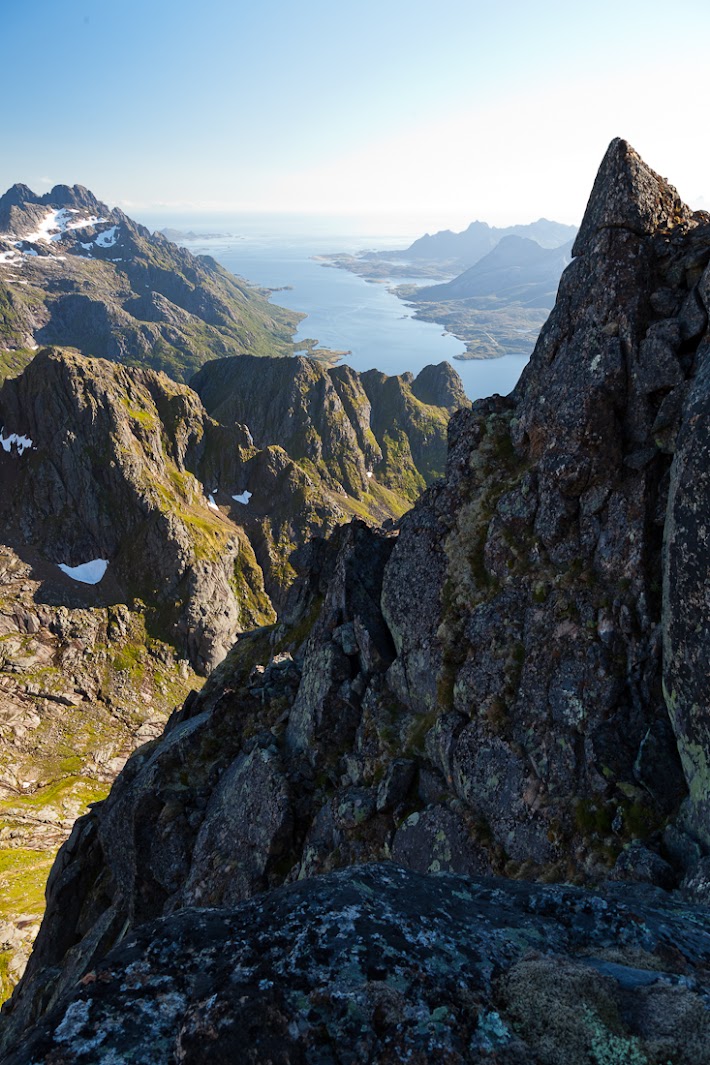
[
  {"left": 232, "top": 491, "right": 252, "bottom": 505},
  {"left": 207, "top": 494, "right": 219, "bottom": 511},
  {"left": 57, "top": 559, "right": 109, "bottom": 585},
  {"left": 366, "top": 470, "right": 373, "bottom": 479},
  {"left": 95, "top": 226, "right": 119, "bottom": 248},
  {"left": 66, "top": 215, "right": 106, "bottom": 232},
  {"left": 19, "top": 209, "right": 108, "bottom": 245},
  {"left": 22, "top": 210, "right": 65, "bottom": 244},
  {"left": 0, "top": 430, "right": 34, "bottom": 455}
]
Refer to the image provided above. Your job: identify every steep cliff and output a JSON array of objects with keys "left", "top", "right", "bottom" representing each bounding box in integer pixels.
[
  {"left": 4, "top": 140, "right": 710, "bottom": 1060},
  {"left": 192, "top": 354, "right": 465, "bottom": 502}
]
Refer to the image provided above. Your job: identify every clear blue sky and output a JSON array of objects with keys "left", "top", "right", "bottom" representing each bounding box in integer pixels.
[{"left": 2, "top": 0, "right": 709, "bottom": 227}]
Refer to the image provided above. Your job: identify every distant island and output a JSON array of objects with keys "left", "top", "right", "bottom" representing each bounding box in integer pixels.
[
  {"left": 159, "top": 226, "right": 238, "bottom": 242},
  {"left": 321, "top": 217, "right": 577, "bottom": 359}
]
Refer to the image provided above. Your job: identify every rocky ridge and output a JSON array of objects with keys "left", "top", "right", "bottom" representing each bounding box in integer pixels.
[
  {"left": 4, "top": 139, "right": 710, "bottom": 1059},
  {"left": 0, "top": 348, "right": 274, "bottom": 675},
  {"left": 0, "top": 349, "right": 462, "bottom": 999},
  {"left": 0, "top": 183, "right": 300, "bottom": 383}
]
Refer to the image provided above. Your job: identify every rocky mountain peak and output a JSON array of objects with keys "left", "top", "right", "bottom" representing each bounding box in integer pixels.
[
  {"left": 40, "top": 183, "right": 108, "bottom": 215},
  {"left": 409, "top": 361, "right": 467, "bottom": 409},
  {"left": 0, "top": 182, "right": 304, "bottom": 382},
  {"left": 0, "top": 183, "right": 35, "bottom": 212},
  {"left": 572, "top": 136, "right": 694, "bottom": 256}
]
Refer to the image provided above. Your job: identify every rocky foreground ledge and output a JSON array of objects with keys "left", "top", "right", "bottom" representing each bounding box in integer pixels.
[{"left": 4, "top": 863, "right": 710, "bottom": 1064}]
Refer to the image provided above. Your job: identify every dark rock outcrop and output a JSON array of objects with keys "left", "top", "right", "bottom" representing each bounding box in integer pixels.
[
  {"left": 5, "top": 864, "right": 710, "bottom": 1064},
  {"left": 572, "top": 137, "right": 693, "bottom": 255}
]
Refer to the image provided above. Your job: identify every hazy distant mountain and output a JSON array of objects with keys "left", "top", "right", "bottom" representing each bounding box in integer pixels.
[
  {"left": 392, "top": 217, "right": 577, "bottom": 268},
  {"left": 413, "top": 235, "right": 574, "bottom": 308}
]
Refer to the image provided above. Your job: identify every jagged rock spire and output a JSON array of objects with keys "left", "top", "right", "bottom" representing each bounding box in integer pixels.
[{"left": 572, "top": 137, "right": 692, "bottom": 256}]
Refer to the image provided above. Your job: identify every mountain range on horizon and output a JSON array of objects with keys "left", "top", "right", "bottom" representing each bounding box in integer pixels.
[{"left": 389, "top": 215, "right": 578, "bottom": 268}]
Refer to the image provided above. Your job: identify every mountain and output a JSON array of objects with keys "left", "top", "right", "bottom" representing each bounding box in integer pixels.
[
  {"left": 395, "top": 216, "right": 578, "bottom": 268},
  {"left": 3, "top": 140, "right": 710, "bottom": 1061},
  {"left": 0, "top": 348, "right": 464, "bottom": 992},
  {"left": 0, "top": 347, "right": 464, "bottom": 672},
  {"left": 192, "top": 354, "right": 465, "bottom": 498},
  {"left": 412, "top": 234, "right": 574, "bottom": 307},
  {"left": 0, "top": 183, "right": 300, "bottom": 382},
  {"left": 392, "top": 235, "right": 574, "bottom": 358}
]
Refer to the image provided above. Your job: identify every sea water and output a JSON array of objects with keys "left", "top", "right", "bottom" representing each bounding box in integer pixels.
[{"left": 136, "top": 212, "right": 531, "bottom": 401}]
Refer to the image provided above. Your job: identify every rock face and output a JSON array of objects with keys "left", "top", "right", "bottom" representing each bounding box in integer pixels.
[
  {"left": 4, "top": 138, "right": 710, "bottom": 1057},
  {"left": 0, "top": 348, "right": 273, "bottom": 675},
  {"left": 0, "top": 183, "right": 300, "bottom": 381},
  {"left": 571, "top": 139, "right": 693, "bottom": 255},
  {"left": 192, "top": 355, "right": 466, "bottom": 502},
  {"left": 6, "top": 863, "right": 710, "bottom": 1065},
  {"left": 663, "top": 312, "right": 710, "bottom": 847}
]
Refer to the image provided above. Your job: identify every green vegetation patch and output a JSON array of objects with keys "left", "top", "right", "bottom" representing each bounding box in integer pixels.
[
  {"left": 0, "top": 848, "right": 55, "bottom": 1003},
  {"left": 0, "top": 348, "right": 36, "bottom": 385}
]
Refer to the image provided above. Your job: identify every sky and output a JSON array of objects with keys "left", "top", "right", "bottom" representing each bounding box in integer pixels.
[{"left": 2, "top": 0, "right": 710, "bottom": 230}]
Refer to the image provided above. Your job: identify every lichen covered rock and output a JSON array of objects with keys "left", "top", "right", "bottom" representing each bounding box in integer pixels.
[{"left": 5, "top": 864, "right": 710, "bottom": 1064}]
